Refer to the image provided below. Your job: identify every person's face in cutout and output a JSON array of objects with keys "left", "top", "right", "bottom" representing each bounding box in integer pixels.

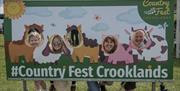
[
  {"left": 25, "top": 24, "right": 44, "bottom": 47},
  {"left": 103, "top": 37, "right": 116, "bottom": 54},
  {"left": 52, "top": 36, "right": 62, "bottom": 51},
  {"left": 132, "top": 31, "right": 144, "bottom": 47},
  {"left": 28, "top": 33, "right": 41, "bottom": 47}
]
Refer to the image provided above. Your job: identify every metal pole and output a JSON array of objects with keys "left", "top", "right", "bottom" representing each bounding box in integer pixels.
[
  {"left": 176, "top": 0, "right": 180, "bottom": 58},
  {"left": 152, "top": 82, "right": 156, "bottom": 91},
  {"left": 22, "top": 80, "right": 28, "bottom": 91}
]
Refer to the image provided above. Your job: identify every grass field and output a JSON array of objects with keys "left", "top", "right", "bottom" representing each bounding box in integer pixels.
[{"left": 0, "top": 34, "right": 180, "bottom": 91}]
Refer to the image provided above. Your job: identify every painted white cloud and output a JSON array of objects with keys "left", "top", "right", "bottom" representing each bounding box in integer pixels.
[
  {"left": 91, "top": 23, "right": 109, "bottom": 32},
  {"left": 59, "top": 7, "right": 87, "bottom": 19},
  {"left": 116, "top": 8, "right": 144, "bottom": 24},
  {"left": 25, "top": 7, "right": 52, "bottom": 17}
]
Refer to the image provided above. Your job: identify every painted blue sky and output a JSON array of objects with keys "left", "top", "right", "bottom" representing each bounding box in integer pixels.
[
  {"left": 25, "top": 7, "right": 52, "bottom": 17},
  {"left": 59, "top": 7, "right": 87, "bottom": 19},
  {"left": 116, "top": 8, "right": 143, "bottom": 24},
  {"left": 11, "top": 6, "right": 168, "bottom": 63},
  {"left": 12, "top": 6, "right": 157, "bottom": 44},
  {"left": 91, "top": 23, "right": 109, "bottom": 32}
]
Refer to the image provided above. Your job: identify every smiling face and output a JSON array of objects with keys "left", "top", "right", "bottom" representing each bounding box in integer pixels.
[
  {"left": 28, "top": 32, "right": 41, "bottom": 47},
  {"left": 132, "top": 30, "right": 144, "bottom": 47},
  {"left": 103, "top": 36, "right": 117, "bottom": 54},
  {"left": 24, "top": 24, "right": 44, "bottom": 47},
  {"left": 52, "top": 35, "right": 63, "bottom": 51}
]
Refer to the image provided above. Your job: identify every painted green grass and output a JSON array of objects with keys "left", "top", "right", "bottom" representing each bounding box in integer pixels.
[{"left": 0, "top": 34, "right": 180, "bottom": 91}]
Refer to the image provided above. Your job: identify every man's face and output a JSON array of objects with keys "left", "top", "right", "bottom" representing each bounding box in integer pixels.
[{"left": 133, "top": 31, "right": 144, "bottom": 47}]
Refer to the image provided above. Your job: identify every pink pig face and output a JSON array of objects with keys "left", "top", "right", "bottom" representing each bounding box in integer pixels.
[{"left": 103, "top": 36, "right": 117, "bottom": 54}]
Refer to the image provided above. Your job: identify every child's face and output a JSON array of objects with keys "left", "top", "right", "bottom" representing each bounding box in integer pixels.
[
  {"left": 28, "top": 32, "right": 42, "bottom": 47},
  {"left": 103, "top": 38, "right": 115, "bottom": 53},
  {"left": 133, "top": 31, "right": 144, "bottom": 47},
  {"left": 52, "top": 36, "right": 62, "bottom": 51}
]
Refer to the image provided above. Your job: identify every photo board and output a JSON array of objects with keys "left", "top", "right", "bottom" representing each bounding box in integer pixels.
[{"left": 4, "top": 0, "right": 174, "bottom": 81}]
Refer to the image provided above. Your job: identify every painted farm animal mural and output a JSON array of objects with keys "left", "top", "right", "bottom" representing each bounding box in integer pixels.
[
  {"left": 101, "top": 35, "right": 134, "bottom": 64},
  {"left": 65, "top": 25, "right": 82, "bottom": 47},
  {"left": 41, "top": 35, "right": 71, "bottom": 91},
  {"left": 124, "top": 26, "right": 154, "bottom": 51},
  {"left": 8, "top": 24, "right": 44, "bottom": 63},
  {"left": 64, "top": 24, "right": 99, "bottom": 63},
  {"left": 42, "top": 34, "right": 70, "bottom": 56},
  {"left": 124, "top": 25, "right": 168, "bottom": 61},
  {"left": 140, "top": 24, "right": 168, "bottom": 61}
]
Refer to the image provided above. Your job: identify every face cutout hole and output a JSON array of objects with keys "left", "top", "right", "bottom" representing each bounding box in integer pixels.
[
  {"left": 26, "top": 30, "right": 43, "bottom": 47},
  {"left": 103, "top": 36, "right": 118, "bottom": 54},
  {"left": 66, "top": 25, "right": 82, "bottom": 47},
  {"left": 132, "top": 30, "right": 144, "bottom": 48},
  {"left": 51, "top": 35, "right": 63, "bottom": 52},
  {"left": 25, "top": 24, "right": 44, "bottom": 47}
]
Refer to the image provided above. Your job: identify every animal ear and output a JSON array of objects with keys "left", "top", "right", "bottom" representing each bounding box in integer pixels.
[
  {"left": 148, "top": 27, "right": 154, "bottom": 33},
  {"left": 124, "top": 29, "right": 130, "bottom": 35},
  {"left": 40, "top": 25, "right": 44, "bottom": 29},
  {"left": 78, "top": 24, "right": 81, "bottom": 28},
  {"left": 78, "top": 24, "right": 82, "bottom": 32},
  {"left": 114, "top": 34, "right": 119, "bottom": 39},
  {"left": 24, "top": 25, "right": 29, "bottom": 30},
  {"left": 101, "top": 34, "right": 107, "bottom": 40},
  {"left": 144, "top": 26, "right": 147, "bottom": 30},
  {"left": 67, "top": 24, "right": 70, "bottom": 28},
  {"left": 131, "top": 27, "right": 134, "bottom": 32},
  {"left": 47, "top": 36, "right": 50, "bottom": 41}
]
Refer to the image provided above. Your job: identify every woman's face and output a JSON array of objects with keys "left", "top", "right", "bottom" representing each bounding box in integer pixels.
[
  {"left": 52, "top": 36, "right": 62, "bottom": 51},
  {"left": 133, "top": 31, "right": 144, "bottom": 47},
  {"left": 103, "top": 37, "right": 115, "bottom": 53}
]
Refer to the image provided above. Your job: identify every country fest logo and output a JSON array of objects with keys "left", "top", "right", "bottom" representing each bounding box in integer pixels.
[{"left": 143, "top": 0, "right": 170, "bottom": 16}]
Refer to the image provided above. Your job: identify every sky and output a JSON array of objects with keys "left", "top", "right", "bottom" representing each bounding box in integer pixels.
[{"left": 0, "top": 0, "right": 3, "bottom": 14}]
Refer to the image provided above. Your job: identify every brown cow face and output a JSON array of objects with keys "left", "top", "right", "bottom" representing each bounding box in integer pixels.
[
  {"left": 24, "top": 24, "right": 44, "bottom": 47},
  {"left": 103, "top": 36, "right": 117, "bottom": 54}
]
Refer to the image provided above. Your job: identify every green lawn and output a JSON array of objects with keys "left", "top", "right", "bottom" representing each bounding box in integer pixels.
[{"left": 0, "top": 34, "right": 180, "bottom": 91}]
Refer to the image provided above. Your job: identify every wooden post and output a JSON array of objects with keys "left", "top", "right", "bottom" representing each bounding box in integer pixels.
[
  {"left": 152, "top": 82, "right": 156, "bottom": 91},
  {"left": 176, "top": 0, "right": 180, "bottom": 58},
  {"left": 22, "top": 80, "right": 28, "bottom": 91}
]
